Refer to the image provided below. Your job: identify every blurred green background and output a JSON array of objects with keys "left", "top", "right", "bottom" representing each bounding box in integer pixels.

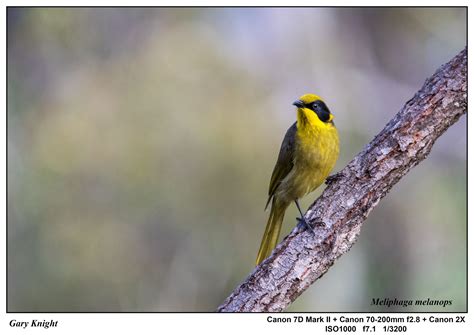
[{"left": 7, "top": 8, "right": 466, "bottom": 312}]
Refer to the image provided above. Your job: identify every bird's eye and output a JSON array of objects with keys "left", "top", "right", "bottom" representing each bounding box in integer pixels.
[{"left": 313, "top": 101, "right": 332, "bottom": 122}]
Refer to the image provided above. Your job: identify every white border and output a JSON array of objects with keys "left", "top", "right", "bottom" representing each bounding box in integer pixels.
[{"left": 1, "top": 2, "right": 470, "bottom": 334}]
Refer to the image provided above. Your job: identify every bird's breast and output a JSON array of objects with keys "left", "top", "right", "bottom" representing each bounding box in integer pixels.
[{"left": 292, "top": 124, "right": 339, "bottom": 195}]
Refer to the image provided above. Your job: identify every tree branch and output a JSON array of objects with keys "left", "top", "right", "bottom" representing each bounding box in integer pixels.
[{"left": 218, "top": 48, "right": 467, "bottom": 312}]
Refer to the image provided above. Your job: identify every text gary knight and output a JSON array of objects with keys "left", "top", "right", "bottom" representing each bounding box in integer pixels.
[{"left": 10, "top": 319, "right": 58, "bottom": 329}]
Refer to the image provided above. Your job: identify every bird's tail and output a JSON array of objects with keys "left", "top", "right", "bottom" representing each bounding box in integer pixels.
[{"left": 256, "top": 198, "right": 288, "bottom": 265}]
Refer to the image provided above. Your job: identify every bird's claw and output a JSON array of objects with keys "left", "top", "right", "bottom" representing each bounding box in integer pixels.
[
  {"left": 297, "top": 217, "right": 328, "bottom": 234},
  {"left": 325, "top": 172, "right": 343, "bottom": 185},
  {"left": 296, "top": 217, "right": 316, "bottom": 235}
]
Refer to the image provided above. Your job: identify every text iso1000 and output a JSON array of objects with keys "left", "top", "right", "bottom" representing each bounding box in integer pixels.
[{"left": 325, "top": 325, "right": 357, "bottom": 332}]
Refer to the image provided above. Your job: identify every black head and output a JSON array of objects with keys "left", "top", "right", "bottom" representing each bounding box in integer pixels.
[{"left": 293, "top": 98, "right": 333, "bottom": 123}]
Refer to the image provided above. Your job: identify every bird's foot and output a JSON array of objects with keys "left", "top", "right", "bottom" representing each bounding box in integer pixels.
[
  {"left": 325, "top": 172, "right": 344, "bottom": 185},
  {"left": 297, "top": 217, "right": 327, "bottom": 234},
  {"left": 296, "top": 217, "right": 316, "bottom": 235}
]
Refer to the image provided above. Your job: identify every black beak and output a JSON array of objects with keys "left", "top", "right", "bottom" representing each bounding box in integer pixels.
[{"left": 293, "top": 100, "right": 304, "bottom": 108}]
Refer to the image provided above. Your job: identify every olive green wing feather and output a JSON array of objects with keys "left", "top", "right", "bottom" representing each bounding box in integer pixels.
[{"left": 265, "top": 122, "right": 297, "bottom": 209}]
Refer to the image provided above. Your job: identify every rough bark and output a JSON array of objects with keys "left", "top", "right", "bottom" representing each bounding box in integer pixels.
[{"left": 218, "top": 48, "right": 467, "bottom": 312}]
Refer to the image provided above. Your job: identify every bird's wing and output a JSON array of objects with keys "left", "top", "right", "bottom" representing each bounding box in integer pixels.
[{"left": 265, "top": 122, "right": 297, "bottom": 209}]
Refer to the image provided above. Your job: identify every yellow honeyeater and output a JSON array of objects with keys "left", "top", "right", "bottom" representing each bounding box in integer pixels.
[{"left": 256, "top": 93, "right": 339, "bottom": 265}]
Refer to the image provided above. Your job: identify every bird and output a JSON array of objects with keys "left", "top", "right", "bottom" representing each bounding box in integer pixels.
[{"left": 256, "top": 93, "right": 340, "bottom": 265}]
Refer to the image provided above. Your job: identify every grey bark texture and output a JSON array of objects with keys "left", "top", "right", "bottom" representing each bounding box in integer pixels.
[{"left": 217, "top": 48, "right": 467, "bottom": 312}]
